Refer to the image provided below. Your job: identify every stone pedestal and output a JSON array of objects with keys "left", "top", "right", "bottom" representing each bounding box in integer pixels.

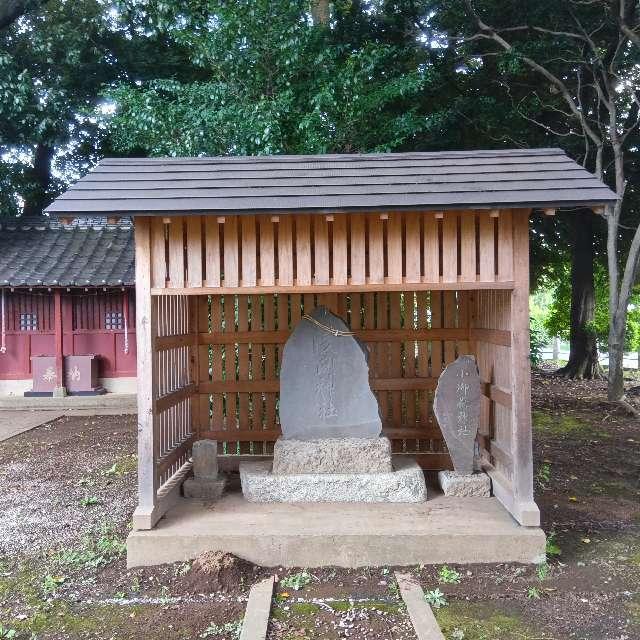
[
  {"left": 272, "top": 437, "right": 393, "bottom": 475},
  {"left": 438, "top": 470, "right": 491, "bottom": 497},
  {"left": 183, "top": 476, "right": 227, "bottom": 500},
  {"left": 183, "top": 439, "right": 226, "bottom": 501},
  {"left": 241, "top": 457, "right": 426, "bottom": 503}
]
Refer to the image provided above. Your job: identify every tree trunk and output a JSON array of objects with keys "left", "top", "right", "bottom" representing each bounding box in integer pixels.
[
  {"left": 310, "top": 0, "right": 330, "bottom": 25},
  {"left": 608, "top": 308, "right": 627, "bottom": 399},
  {"left": 22, "top": 143, "right": 54, "bottom": 217},
  {"left": 556, "top": 212, "right": 604, "bottom": 379}
]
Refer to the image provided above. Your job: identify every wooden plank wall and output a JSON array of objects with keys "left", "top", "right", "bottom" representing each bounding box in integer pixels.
[
  {"left": 189, "top": 290, "right": 512, "bottom": 470},
  {"left": 149, "top": 211, "right": 515, "bottom": 293},
  {"left": 472, "top": 289, "right": 514, "bottom": 489}
]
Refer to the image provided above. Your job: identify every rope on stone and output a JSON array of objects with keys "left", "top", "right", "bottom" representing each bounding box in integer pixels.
[{"left": 302, "top": 313, "right": 355, "bottom": 337}]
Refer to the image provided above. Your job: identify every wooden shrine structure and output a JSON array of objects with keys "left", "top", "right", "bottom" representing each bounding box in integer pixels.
[
  {"left": 0, "top": 217, "right": 136, "bottom": 395},
  {"left": 46, "top": 148, "right": 616, "bottom": 536}
]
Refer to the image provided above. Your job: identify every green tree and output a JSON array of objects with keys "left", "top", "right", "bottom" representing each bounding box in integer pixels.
[
  {"left": 428, "top": 0, "right": 640, "bottom": 399},
  {"left": 106, "top": 1, "right": 434, "bottom": 156},
  {"left": 0, "top": 0, "right": 193, "bottom": 216}
]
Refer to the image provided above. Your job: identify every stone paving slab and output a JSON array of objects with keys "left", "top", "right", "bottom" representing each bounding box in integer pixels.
[
  {"left": 395, "top": 572, "right": 445, "bottom": 640},
  {"left": 0, "top": 410, "right": 65, "bottom": 442},
  {"left": 239, "top": 576, "right": 274, "bottom": 640}
]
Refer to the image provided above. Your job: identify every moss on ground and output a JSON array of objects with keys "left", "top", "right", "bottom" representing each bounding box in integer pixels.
[
  {"left": 435, "top": 602, "right": 541, "bottom": 640},
  {"left": 533, "top": 410, "right": 607, "bottom": 438}
]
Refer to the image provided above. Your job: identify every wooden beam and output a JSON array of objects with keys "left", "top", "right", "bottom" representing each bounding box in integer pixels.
[
  {"left": 509, "top": 209, "right": 540, "bottom": 527},
  {"left": 53, "top": 289, "right": 65, "bottom": 394},
  {"left": 150, "top": 280, "right": 516, "bottom": 296},
  {"left": 132, "top": 217, "right": 159, "bottom": 530}
]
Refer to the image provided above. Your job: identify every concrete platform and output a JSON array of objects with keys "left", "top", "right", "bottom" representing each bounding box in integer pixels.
[
  {"left": 0, "top": 393, "right": 136, "bottom": 412},
  {"left": 127, "top": 489, "right": 546, "bottom": 568}
]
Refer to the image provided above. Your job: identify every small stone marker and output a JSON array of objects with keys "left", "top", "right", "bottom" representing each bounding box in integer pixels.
[
  {"left": 395, "top": 572, "right": 445, "bottom": 640},
  {"left": 279, "top": 306, "right": 381, "bottom": 440},
  {"left": 183, "top": 439, "right": 226, "bottom": 500},
  {"left": 433, "top": 355, "right": 481, "bottom": 475}
]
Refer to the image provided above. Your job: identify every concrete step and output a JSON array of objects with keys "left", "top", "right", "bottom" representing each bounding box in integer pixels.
[{"left": 0, "top": 393, "right": 137, "bottom": 412}]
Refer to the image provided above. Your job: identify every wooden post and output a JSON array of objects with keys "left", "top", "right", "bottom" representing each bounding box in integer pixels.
[
  {"left": 508, "top": 210, "right": 539, "bottom": 526},
  {"left": 53, "top": 289, "right": 66, "bottom": 396},
  {"left": 133, "top": 217, "right": 159, "bottom": 530}
]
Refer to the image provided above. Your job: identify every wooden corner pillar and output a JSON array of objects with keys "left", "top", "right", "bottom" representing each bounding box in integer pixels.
[
  {"left": 52, "top": 289, "right": 67, "bottom": 397},
  {"left": 508, "top": 210, "right": 539, "bottom": 526},
  {"left": 132, "top": 217, "right": 160, "bottom": 530}
]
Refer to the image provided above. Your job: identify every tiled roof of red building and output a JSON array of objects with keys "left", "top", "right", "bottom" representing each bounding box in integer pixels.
[{"left": 0, "top": 217, "right": 134, "bottom": 287}]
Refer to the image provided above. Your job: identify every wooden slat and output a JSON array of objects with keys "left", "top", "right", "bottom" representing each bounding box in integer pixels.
[
  {"left": 498, "top": 209, "right": 514, "bottom": 281},
  {"left": 210, "top": 296, "right": 224, "bottom": 449},
  {"left": 168, "top": 217, "right": 184, "bottom": 288},
  {"left": 155, "top": 333, "right": 192, "bottom": 350},
  {"left": 430, "top": 291, "right": 442, "bottom": 378},
  {"left": 150, "top": 217, "right": 166, "bottom": 288},
  {"left": 200, "top": 425, "right": 443, "bottom": 442},
  {"left": 204, "top": 216, "right": 221, "bottom": 287},
  {"left": 405, "top": 214, "right": 421, "bottom": 284},
  {"left": 259, "top": 215, "right": 275, "bottom": 286},
  {"left": 263, "top": 294, "right": 277, "bottom": 450},
  {"left": 387, "top": 214, "right": 403, "bottom": 283},
  {"left": 241, "top": 215, "right": 257, "bottom": 287},
  {"left": 223, "top": 216, "right": 239, "bottom": 287},
  {"left": 197, "top": 296, "right": 211, "bottom": 435},
  {"left": 441, "top": 212, "right": 457, "bottom": 282},
  {"left": 295, "top": 214, "right": 312, "bottom": 286},
  {"left": 332, "top": 214, "right": 348, "bottom": 285},
  {"left": 349, "top": 213, "right": 366, "bottom": 285},
  {"left": 367, "top": 215, "right": 384, "bottom": 284},
  {"left": 443, "top": 290, "right": 457, "bottom": 364},
  {"left": 313, "top": 215, "right": 330, "bottom": 285},
  {"left": 479, "top": 213, "right": 495, "bottom": 281},
  {"left": 423, "top": 212, "right": 439, "bottom": 283},
  {"left": 155, "top": 382, "right": 197, "bottom": 413},
  {"left": 186, "top": 217, "right": 203, "bottom": 287},
  {"left": 277, "top": 216, "right": 293, "bottom": 286},
  {"left": 237, "top": 295, "right": 250, "bottom": 453},
  {"left": 151, "top": 280, "right": 516, "bottom": 295},
  {"left": 460, "top": 211, "right": 476, "bottom": 282}
]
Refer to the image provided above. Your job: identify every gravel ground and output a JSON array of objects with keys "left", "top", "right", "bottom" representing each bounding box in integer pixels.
[{"left": 0, "top": 413, "right": 137, "bottom": 556}]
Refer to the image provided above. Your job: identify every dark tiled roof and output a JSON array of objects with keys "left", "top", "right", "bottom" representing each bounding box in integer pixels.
[
  {"left": 0, "top": 217, "right": 134, "bottom": 287},
  {"left": 45, "top": 148, "right": 616, "bottom": 216}
]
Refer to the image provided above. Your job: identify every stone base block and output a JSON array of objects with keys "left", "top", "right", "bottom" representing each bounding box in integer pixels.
[
  {"left": 183, "top": 475, "right": 227, "bottom": 501},
  {"left": 438, "top": 470, "right": 491, "bottom": 497},
  {"left": 240, "top": 458, "right": 426, "bottom": 503},
  {"left": 272, "top": 437, "right": 393, "bottom": 475}
]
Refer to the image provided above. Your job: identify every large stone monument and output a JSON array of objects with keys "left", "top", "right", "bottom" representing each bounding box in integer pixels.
[
  {"left": 240, "top": 306, "right": 426, "bottom": 503},
  {"left": 433, "top": 356, "right": 491, "bottom": 497}
]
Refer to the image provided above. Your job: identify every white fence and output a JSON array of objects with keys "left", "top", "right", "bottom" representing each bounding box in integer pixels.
[{"left": 541, "top": 341, "right": 640, "bottom": 369}]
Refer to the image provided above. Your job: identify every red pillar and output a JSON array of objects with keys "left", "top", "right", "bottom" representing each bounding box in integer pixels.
[{"left": 53, "top": 289, "right": 66, "bottom": 395}]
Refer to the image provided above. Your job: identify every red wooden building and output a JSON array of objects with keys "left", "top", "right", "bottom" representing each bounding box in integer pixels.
[{"left": 0, "top": 217, "right": 136, "bottom": 396}]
